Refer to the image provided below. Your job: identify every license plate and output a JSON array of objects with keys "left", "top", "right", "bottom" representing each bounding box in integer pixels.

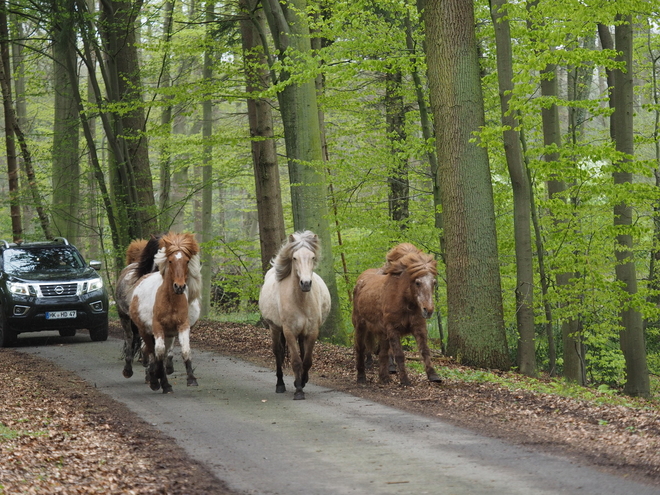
[{"left": 46, "top": 310, "right": 77, "bottom": 320}]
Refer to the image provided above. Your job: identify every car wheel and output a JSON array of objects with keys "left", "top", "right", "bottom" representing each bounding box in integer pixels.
[
  {"left": 0, "top": 310, "right": 16, "bottom": 347},
  {"left": 89, "top": 321, "right": 108, "bottom": 342}
]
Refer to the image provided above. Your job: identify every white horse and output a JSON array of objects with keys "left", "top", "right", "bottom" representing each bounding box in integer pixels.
[{"left": 258, "top": 231, "right": 331, "bottom": 400}]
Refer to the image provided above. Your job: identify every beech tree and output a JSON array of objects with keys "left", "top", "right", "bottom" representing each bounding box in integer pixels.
[
  {"left": 424, "top": 0, "right": 510, "bottom": 369},
  {"left": 262, "top": 0, "right": 344, "bottom": 340},
  {"left": 239, "top": 0, "right": 286, "bottom": 273},
  {"left": 489, "top": 0, "right": 536, "bottom": 376}
]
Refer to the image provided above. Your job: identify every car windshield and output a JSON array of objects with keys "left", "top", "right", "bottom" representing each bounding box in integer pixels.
[{"left": 3, "top": 247, "right": 85, "bottom": 274}]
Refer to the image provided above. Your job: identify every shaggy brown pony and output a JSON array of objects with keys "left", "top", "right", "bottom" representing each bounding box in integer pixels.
[{"left": 353, "top": 243, "right": 442, "bottom": 386}]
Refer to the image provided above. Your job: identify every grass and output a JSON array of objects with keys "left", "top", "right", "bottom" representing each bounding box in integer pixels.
[
  {"left": 407, "top": 359, "right": 660, "bottom": 410},
  {"left": 208, "top": 310, "right": 261, "bottom": 325},
  {"left": 0, "top": 424, "right": 19, "bottom": 441}
]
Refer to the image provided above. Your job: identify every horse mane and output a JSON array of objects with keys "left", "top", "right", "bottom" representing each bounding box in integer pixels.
[
  {"left": 154, "top": 232, "right": 202, "bottom": 301},
  {"left": 125, "top": 239, "right": 148, "bottom": 265},
  {"left": 382, "top": 243, "right": 437, "bottom": 279},
  {"left": 273, "top": 230, "right": 320, "bottom": 282},
  {"left": 134, "top": 235, "right": 163, "bottom": 279}
]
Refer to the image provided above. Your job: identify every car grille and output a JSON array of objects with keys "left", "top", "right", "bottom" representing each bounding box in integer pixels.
[{"left": 39, "top": 283, "right": 78, "bottom": 297}]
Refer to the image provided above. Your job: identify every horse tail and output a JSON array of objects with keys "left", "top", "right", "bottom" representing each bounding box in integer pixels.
[{"left": 135, "top": 234, "right": 163, "bottom": 278}]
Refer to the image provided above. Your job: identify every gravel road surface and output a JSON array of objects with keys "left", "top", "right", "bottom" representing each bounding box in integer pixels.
[{"left": 15, "top": 334, "right": 659, "bottom": 495}]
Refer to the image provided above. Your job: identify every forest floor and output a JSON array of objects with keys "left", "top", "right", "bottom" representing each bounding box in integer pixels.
[{"left": 1, "top": 318, "right": 660, "bottom": 494}]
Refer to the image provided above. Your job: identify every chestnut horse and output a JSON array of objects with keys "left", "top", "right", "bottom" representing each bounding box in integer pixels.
[
  {"left": 353, "top": 243, "right": 442, "bottom": 386},
  {"left": 258, "top": 231, "right": 331, "bottom": 400},
  {"left": 115, "top": 237, "right": 159, "bottom": 379},
  {"left": 130, "top": 232, "right": 202, "bottom": 393}
]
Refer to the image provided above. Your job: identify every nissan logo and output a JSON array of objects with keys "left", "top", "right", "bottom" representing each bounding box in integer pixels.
[{"left": 55, "top": 285, "right": 64, "bottom": 295}]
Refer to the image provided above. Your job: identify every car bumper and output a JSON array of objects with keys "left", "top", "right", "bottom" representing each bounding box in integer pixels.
[{"left": 7, "top": 292, "right": 109, "bottom": 333}]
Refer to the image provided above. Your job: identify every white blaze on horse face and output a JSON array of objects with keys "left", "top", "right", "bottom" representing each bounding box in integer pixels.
[
  {"left": 170, "top": 251, "right": 189, "bottom": 294},
  {"left": 415, "top": 273, "right": 436, "bottom": 319},
  {"left": 294, "top": 247, "right": 315, "bottom": 292}
]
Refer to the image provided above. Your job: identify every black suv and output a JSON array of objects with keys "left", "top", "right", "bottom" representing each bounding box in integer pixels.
[{"left": 0, "top": 237, "right": 109, "bottom": 347}]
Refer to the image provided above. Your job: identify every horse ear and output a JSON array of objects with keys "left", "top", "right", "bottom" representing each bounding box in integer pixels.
[{"left": 289, "top": 234, "right": 296, "bottom": 243}]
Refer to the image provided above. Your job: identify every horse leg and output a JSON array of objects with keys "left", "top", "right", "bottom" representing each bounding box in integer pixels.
[
  {"left": 157, "top": 358, "right": 173, "bottom": 394},
  {"left": 283, "top": 328, "right": 305, "bottom": 400},
  {"left": 300, "top": 333, "right": 316, "bottom": 389},
  {"left": 354, "top": 322, "right": 368, "bottom": 384},
  {"left": 166, "top": 346, "right": 175, "bottom": 375},
  {"left": 377, "top": 334, "right": 392, "bottom": 384},
  {"left": 388, "top": 331, "right": 410, "bottom": 386},
  {"left": 177, "top": 327, "right": 198, "bottom": 387},
  {"left": 413, "top": 325, "right": 442, "bottom": 383},
  {"left": 271, "top": 326, "right": 286, "bottom": 394},
  {"left": 140, "top": 334, "right": 159, "bottom": 389},
  {"left": 163, "top": 335, "right": 175, "bottom": 375},
  {"left": 120, "top": 314, "right": 134, "bottom": 378}
]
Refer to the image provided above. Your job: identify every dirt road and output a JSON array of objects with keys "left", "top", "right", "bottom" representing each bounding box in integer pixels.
[{"left": 12, "top": 333, "right": 659, "bottom": 495}]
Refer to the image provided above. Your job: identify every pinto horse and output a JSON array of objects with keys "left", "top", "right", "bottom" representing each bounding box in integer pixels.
[
  {"left": 258, "top": 231, "right": 331, "bottom": 400},
  {"left": 115, "top": 237, "right": 160, "bottom": 379},
  {"left": 353, "top": 243, "right": 442, "bottom": 386},
  {"left": 129, "top": 232, "right": 202, "bottom": 393}
]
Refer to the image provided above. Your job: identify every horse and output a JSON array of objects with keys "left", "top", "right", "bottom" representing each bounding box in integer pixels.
[
  {"left": 258, "top": 231, "right": 331, "bottom": 400},
  {"left": 353, "top": 243, "right": 442, "bottom": 386},
  {"left": 115, "top": 237, "right": 159, "bottom": 379},
  {"left": 129, "top": 232, "right": 202, "bottom": 393}
]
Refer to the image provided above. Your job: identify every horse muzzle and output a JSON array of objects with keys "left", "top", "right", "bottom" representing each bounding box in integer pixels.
[
  {"left": 422, "top": 308, "right": 434, "bottom": 319},
  {"left": 300, "top": 280, "right": 312, "bottom": 292},
  {"left": 173, "top": 283, "right": 187, "bottom": 295}
]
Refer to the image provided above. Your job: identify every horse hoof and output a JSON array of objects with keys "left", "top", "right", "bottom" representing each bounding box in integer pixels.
[
  {"left": 276, "top": 385, "right": 286, "bottom": 393},
  {"left": 150, "top": 382, "right": 161, "bottom": 391},
  {"left": 162, "top": 386, "right": 173, "bottom": 394},
  {"left": 400, "top": 380, "right": 411, "bottom": 387},
  {"left": 166, "top": 365, "right": 174, "bottom": 375},
  {"left": 293, "top": 391, "right": 305, "bottom": 400},
  {"left": 187, "top": 378, "right": 198, "bottom": 387},
  {"left": 123, "top": 369, "right": 133, "bottom": 379},
  {"left": 428, "top": 373, "right": 443, "bottom": 383}
]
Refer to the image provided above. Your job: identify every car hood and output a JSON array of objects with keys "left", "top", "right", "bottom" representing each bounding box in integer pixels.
[{"left": 7, "top": 267, "right": 98, "bottom": 283}]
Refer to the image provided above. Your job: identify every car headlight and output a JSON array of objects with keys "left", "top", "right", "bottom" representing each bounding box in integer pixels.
[
  {"left": 86, "top": 277, "right": 104, "bottom": 293},
  {"left": 8, "top": 282, "right": 30, "bottom": 295}
]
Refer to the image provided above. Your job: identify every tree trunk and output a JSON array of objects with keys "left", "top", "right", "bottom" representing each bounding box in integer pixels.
[
  {"left": 99, "top": 0, "right": 157, "bottom": 242},
  {"left": 52, "top": 0, "right": 80, "bottom": 243},
  {"left": 263, "top": 0, "right": 345, "bottom": 342},
  {"left": 542, "top": 62, "right": 583, "bottom": 383},
  {"left": 200, "top": 1, "right": 214, "bottom": 317},
  {"left": 424, "top": 0, "right": 510, "bottom": 370},
  {"left": 158, "top": 0, "right": 174, "bottom": 231},
  {"left": 606, "top": 18, "right": 650, "bottom": 397},
  {"left": 240, "top": 0, "right": 286, "bottom": 273},
  {"left": 385, "top": 69, "right": 409, "bottom": 228},
  {"left": 490, "top": 0, "right": 536, "bottom": 376},
  {"left": 0, "top": 0, "right": 21, "bottom": 241}
]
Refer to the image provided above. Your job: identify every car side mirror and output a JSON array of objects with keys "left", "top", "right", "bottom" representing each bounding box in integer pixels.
[{"left": 89, "top": 260, "right": 102, "bottom": 270}]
